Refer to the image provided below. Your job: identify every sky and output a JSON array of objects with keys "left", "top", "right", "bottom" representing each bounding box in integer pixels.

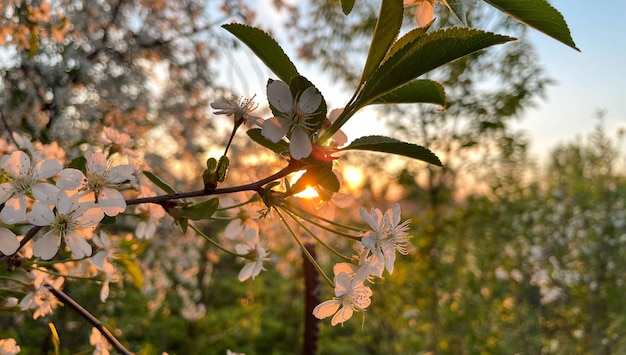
[
  {"left": 512, "top": 1, "right": 626, "bottom": 161},
  {"left": 227, "top": 1, "right": 626, "bottom": 164}
]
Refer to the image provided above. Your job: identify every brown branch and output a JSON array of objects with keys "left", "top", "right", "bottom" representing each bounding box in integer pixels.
[
  {"left": 126, "top": 160, "right": 305, "bottom": 206},
  {"left": 45, "top": 282, "right": 133, "bottom": 355}
]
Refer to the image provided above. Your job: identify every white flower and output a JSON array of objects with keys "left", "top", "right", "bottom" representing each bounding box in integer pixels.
[
  {"left": 360, "top": 203, "right": 411, "bottom": 276},
  {"left": 0, "top": 228, "right": 19, "bottom": 255},
  {"left": 90, "top": 327, "right": 112, "bottom": 355},
  {"left": 404, "top": 0, "right": 436, "bottom": 27},
  {"left": 313, "top": 271, "right": 373, "bottom": 326},
  {"left": 28, "top": 191, "right": 104, "bottom": 260},
  {"left": 211, "top": 95, "right": 262, "bottom": 126},
  {"left": 0, "top": 338, "right": 20, "bottom": 355},
  {"left": 235, "top": 229, "right": 270, "bottom": 281},
  {"left": 19, "top": 269, "right": 64, "bottom": 319},
  {"left": 262, "top": 80, "right": 322, "bottom": 160},
  {"left": 0, "top": 150, "right": 61, "bottom": 223},
  {"left": 57, "top": 152, "right": 134, "bottom": 216},
  {"left": 134, "top": 203, "right": 166, "bottom": 239},
  {"left": 221, "top": 198, "right": 260, "bottom": 240}
]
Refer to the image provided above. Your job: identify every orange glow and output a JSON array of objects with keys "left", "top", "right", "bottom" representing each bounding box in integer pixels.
[
  {"left": 294, "top": 186, "right": 320, "bottom": 199},
  {"left": 343, "top": 166, "right": 364, "bottom": 190}
]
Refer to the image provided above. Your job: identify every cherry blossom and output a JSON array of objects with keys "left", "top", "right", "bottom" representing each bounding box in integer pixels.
[
  {"left": 0, "top": 338, "right": 20, "bottom": 355},
  {"left": 234, "top": 229, "right": 270, "bottom": 281},
  {"left": 27, "top": 191, "right": 104, "bottom": 260},
  {"left": 262, "top": 80, "right": 322, "bottom": 160},
  {"left": 100, "top": 127, "right": 138, "bottom": 158},
  {"left": 19, "top": 269, "right": 65, "bottom": 319},
  {"left": 0, "top": 150, "right": 61, "bottom": 223},
  {"left": 211, "top": 95, "right": 262, "bottom": 126},
  {"left": 360, "top": 203, "right": 411, "bottom": 276},
  {"left": 90, "top": 327, "right": 112, "bottom": 355},
  {"left": 312, "top": 271, "right": 373, "bottom": 326},
  {"left": 134, "top": 203, "right": 166, "bottom": 239}
]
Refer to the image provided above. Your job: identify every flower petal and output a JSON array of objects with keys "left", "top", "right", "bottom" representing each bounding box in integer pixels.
[
  {"left": 27, "top": 202, "right": 55, "bottom": 226},
  {"left": 57, "top": 168, "right": 85, "bottom": 190},
  {"left": 35, "top": 159, "right": 62, "bottom": 179},
  {"left": 32, "top": 183, "right": 60, "bottom": 205},
  {"left": 65, "top": 231, "right": 92, "bottom": 259},
  {"left": 289, "top": 127, "right": 312, "bottom": 160},
  {"left": 0, "top": 228, "right": 19, "bottom": 255},
  {"left": 262, "top": 117, "right": 290, "bottom": 143},
  {"left": 267, "top": 80, "right": 293, "bottom": 113},
  {"left": 0, "top": 195, "right": 27, "bottom": 224},
  {"left": 33, "top": 231, "right": 61, "bottom": 260},
  {"left": 298, "top": 87, "right": 322, "bottom": 114},
  {"left": 313, "top": 300, "right": 341, "bottom": 320},
  {"left": 98, "top": 187, "right": 127, "bottom": 216},
  {"left": 331, "top": 306, "right": 354, "bottom": 326}
]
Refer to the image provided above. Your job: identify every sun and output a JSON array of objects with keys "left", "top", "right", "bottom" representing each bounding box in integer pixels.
[{"left": 342, "top": 165, "right": 364, "bottom": 190}]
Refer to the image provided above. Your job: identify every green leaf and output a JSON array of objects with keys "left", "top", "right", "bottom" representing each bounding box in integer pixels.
[
  {"left": 288, "top": 165, "right": 339, "bottom": 196},
  {"left": 341, "top": 0, "right": 356, "bottom": 15},
  {"left": 181, "top": 198, "right": 219, "bottom": 221},
  {"left": 143, "top": 170, "right": 176, "bottom": 194},
  {"left": 484, "top": 0, "right": 579, "bottom": 51},
  {"left": 120, "top": 257, "right": 144, "bottom": 289},
  {"left": 370, "top": 79, "right": 445, "bottom": 107},
  {"left": 247, "top": 128, "right": 289, "bottom": 154},
  {"left": 67, "top": 155, "right": 87, "bottom": 172},
  {"left": 358, "top": 28, "right": 514, "bottom": 106},
  {"left": 360, "top": 0, "right": 403, "bottom": 86},
  {"left": 223, "top": 24, "right": 300, "bottom": 83},
  {"left": 341, "top": 135, "right": 442, "bottom": 166}
]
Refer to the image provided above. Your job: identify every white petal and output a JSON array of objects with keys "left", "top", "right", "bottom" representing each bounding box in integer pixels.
[
  {"left": 0, "top": 183, "right": 15, "bottom": 204},
  {"left": 97, "top": 187, "right": 126, "bottom": 216},
  {"left": 35, "top": 159, "right": 62, "bottom": 179},
  {"left": 57, "top": 168, "right": 85, "bottom": 190},
  {"left": 33, "top": 231, "right": 61, "bottom": 260},
  {"left": 0, "top": 228, "right": 19, "bottom": 255},
  {"left": 1, "top": 195, "right": 27, "bottom": 224},
  {"left": 86, "top": 151, "right": 107, "bottom": 174},
  {"left": 56, "top": 191, "right": 74, "bottom": 214},
  {"left": 391, "top": 203, "right": 402, "bottom": 227},
  {"left": 298, "top": 87, "right": 322, "bottom": 114},
  {"left": 262, "top": 117, "right": 290, "bottom": 143},
  {"left": 334, "top": 272, "right": 352, "bottom": 297},
  {"left": 331, "top": 306, "right": 354, "bottom": 326},
  {"left": 312, "top": 300, "right": 341, "bottom": 320},
  {"left": 31, "top": 183, "right": 60, "bottom": 205},
  {"left": 108, "top": 164, "right": 134, "bottom": 183},
  {"left": 267, "top": 80, "right": 293, "bottom": 113},
  {"left": 75, "top": 206, "right": 105, "bottom": 227},
  {"left": 359, "top": 208, "right": 378, "bottom": 231},
  {"left": 238, "top": 262, "right": 256, "bottom": 281},
  {"left": 225, "top": 219, "right": 244, "bottom": 239},
  {"left": 289, "top": 127, "right": 312, "bottom": 160},
  {"left": 27, "top": 202, "right": 56, "bottom": 226},
  {"left": 65, "top": 231, "right": 92, "bottom": 259}
]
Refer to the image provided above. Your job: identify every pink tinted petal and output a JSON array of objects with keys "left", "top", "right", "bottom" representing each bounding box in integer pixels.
[
  {"left": 334, "top": 272, "right": 352, "bottom": 297},
  {"left": 75, "top": 206, "right": 104, "bottom": 227},
  {"left": 331, "top": 306, "right": 353, "bottom": 326},
  {"left": 0, "top": 228, "right": 19, "bottom": 255},
  {"left": 298, "top": 87, "right": 322, "bottom": 114},
  {"left": 35, "top": 159, "right": 62, "bottom": 179},
  {"left": 33, "top": 231, "right": 61, "bottom": 260},
  {"left": 27, "top": 202, "right": 55, "bottom": 226},
  {"left": 107, "top": 164, "right": 134, "bottom": 183},
  {"left": 359, "top": 208, "right": 378, "bottom": 231},
  {"left": 3, "top": 151, "right": 29, "bottom": 177},
  {"left": 289, "top": 127, "right": 312, "bottom": 160},
  {"left": 262, "top": 117, "right": 290, "bottom": 142},
  {"left": 313, "top": 300, "right": 341, "bottom": 320},
  {"left": 97, "top": 187, "right": 126, "bottom": 216},
  {"left": 32, "top": 183, "right": 60, "bottom": 205},
  {"left": 267, "top": 80, "right": 293, "bottom": 113},
  {"left": 235, "top": 243, "right": 250, "bottom": 255},
  {"left": 1, "top": 195, "right": 27, "bottom": 224},
  {"left": 416, "top": 2, "right": 435, "bottom": 27},
  {"left": 56, "top": 191, "right": 74, "bottom": 214},
  {"left": 57, "top": 168, "right": 85, "bottom": 190},
  {"left": 391, "top": 203, "right": 401, "bottom": 226},
  {"left": 65, "top": 231, "right": 92, "bottom": 259}
]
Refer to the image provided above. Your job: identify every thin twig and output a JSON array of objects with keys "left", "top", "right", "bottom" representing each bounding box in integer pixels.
[{"left": 45, "top": 282, "right": 133, "bottom": 355}]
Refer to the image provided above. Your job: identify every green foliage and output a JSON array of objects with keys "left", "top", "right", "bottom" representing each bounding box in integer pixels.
[
  {"left": 181, "top": 198, "right": 220, "bottom": 221},
  {"left": 246, "top": 128, "right": 289, "bottom": 154},
  {"left": 484, "top": 0, "right": 579, "bottom": 50},
  {"left": 341, "top": 135, "right": 443, "bottom": 166},
  {"left": 143, "top": 171, "right": 177, "bottom": 194},
  {"left": 370, "top": 79, "right": 446, "bottom": 107},
  {"left": 222, "top": 24, "right": 300, "bottom": 83}
]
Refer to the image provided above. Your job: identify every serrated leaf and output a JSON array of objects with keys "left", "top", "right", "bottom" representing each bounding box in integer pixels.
[
  {"left": 247, "top": 128, "right": 289, "bottom": 154},
  {"left": 440, "top": 0, "right": 470, "bottom": 26},
  {"left": 120, "top": 257, "right": 144, "bottom": 289},
  {"left": 370, "top": 79, "right": 445, "bottom": 107},
  {"left": 360, "top": 0, "right": 403, "bottom": 86},
  {"left": 181, "top": 198, "right": 219, "bottom": 221},
  {"left": 484, "top": 0, "right": 579, "bottom": 51},
  {"left": 341, "top": 0, "right": 356, "bottom": 15},
  {"left": 340, "top": 135, "right": 442, "bottom": 166},
  {"left": 358, "top": 28, "right": 514, "bottom": 106},
  {"left": 143, "top": 170, "right": 176, "bottom": 194},
  {"left": 223, "top": 24, "right": 300, "bottom": 83}
]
